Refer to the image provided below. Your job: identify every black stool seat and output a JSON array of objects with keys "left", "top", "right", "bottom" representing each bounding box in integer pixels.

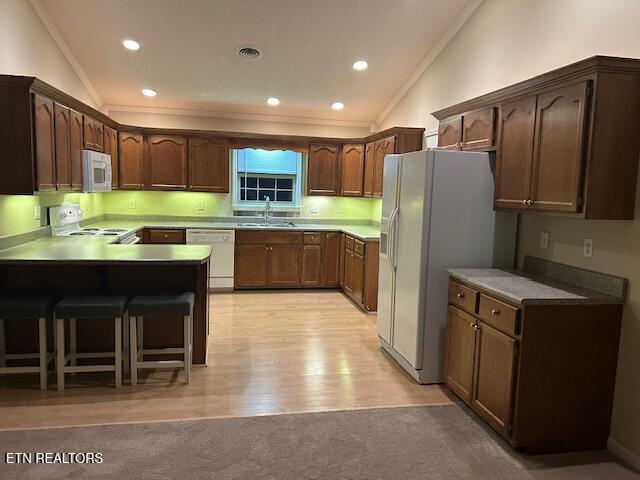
[
  {"left": 129, "top": 292, "right": 195, "bottom": 316},
  {"left": 0, "top": 296, "right": 54, "bottom": 320},
  {"left": 55, "top": 295, "right": 128, "bottom": 319}
]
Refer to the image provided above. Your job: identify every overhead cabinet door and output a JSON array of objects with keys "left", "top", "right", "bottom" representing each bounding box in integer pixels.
[
  {"left": 53, "top": 103, "right": 72, "bottom": 191},
  {"left": 340, "top": 144, "right": 365, "bottom": 196},
  {"left": 188, "top": 137, "right": 229, "bottom": 192},
  {"left": 119, "top": 132, "right": 144, "bottom": 189},
  {"left": 307, "top": 144, "right": 339, "bottom": 195},
  {"left": 147, "top": 135, "right": 188, "bottom": 190},
  {"left": 69, "top": 110, "right": 84, "bottom": 191},
  {"left": 33, "top": 94, "right": 56, "bottom": 192}
]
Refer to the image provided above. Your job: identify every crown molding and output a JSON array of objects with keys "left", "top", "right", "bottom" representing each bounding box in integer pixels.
[
  {"left": 105, "top": 104, "right": 375, "bottom": 129},
  {"left": 374, "top": 0, "right": 483, "bottom": 127},
  {"left": 29, "top": 0, "right": 103, "bottom": 108}
]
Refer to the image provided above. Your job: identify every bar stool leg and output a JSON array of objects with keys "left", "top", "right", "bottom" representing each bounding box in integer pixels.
[
  {"left": 183, "top": 314, "right": 191, "bottom": 385},
  {"left": 122, "top": 312, "right": 129, "bottom": 375},
  {"left": 130, "top": 315, "right": 137, "bottom": 386},
  {"left": 38, "top": 317, "right": 47, "bottom": 391},
  {"left": 52, "top": 317, "right": 57, "bottom": 373},
  {"left": 56, "top": 317, "right": 65, "bottom": 392},
  {"left": 0, "top": 318, "right": 5, "bottom": 368},
  {"left": 114, "top": 316, "right": 122, "bottom": 388},
  {"left": 69, "top": 318, "right": 77, "bottom": 375},
  {"left": 137, "top": 316, "right": 144, "bottom": 360}
]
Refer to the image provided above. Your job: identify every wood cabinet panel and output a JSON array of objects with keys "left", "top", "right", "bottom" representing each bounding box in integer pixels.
[
  {"left": 373, "top": 137, "right": 395, "bottom": 198},
  {"left": 462, "top": 108, "right": 495, "bottom": 151},
  {"left": 118, "top": 131, "right": 144, "bottom": 189},
  {"left": 495, "top": 96, "right": 537, "bottom": 209},
  {"left": 83, "top": 116, "right": 104, "bottom": 152},
  {"left": 363, "top": 142, "right": 375, "bottom": 197},
  {"left": 340, "top": 144, "right": 364, "bottom": 196},
  {"left": 69, "top": 110, "right": 83, "bottom": 191},
  {"left": 478, "top": 294, "right": 519, "bottom": 337},
  {"left": 33, "top": 94, "right": 56, "bottom": 191},
  {"left": 53, "top": 103, "right": 71, "bottom": 191},
  {"left": 269, "top": 245, "right": 301, "bottom": 286},
  {"left": 448, "top": 280, "right": 478, "bottom": 314},
  {"left": 147, "top": 135, "right": 188, "bottom": 190},
  {"left": 339, "top": 233, "right": 346, "bottom": 288},
  {"left": 235, "top": 230, "right": 301, "bottom": 245},
  {"left": 444, "top": 306, "right": 477, "bottom": 404},
  {"left": 437, "top": 116, "right": 462, "bottom": 150},
  {"left": 303, "top": 232, "right": 322, "bottom": 245},
  {"left": 235, "top": 244, "right": 269, "bottom": 287},
  {"left": 530, "top": 82, "right": 589, "bottom": 213},
  {"left": 323, "top": 232, "right": 340, "bottom": 288},
  {"left": 472, "top": 322, "right": 517, "bottom": 436},
  {"left": 363, "top": 241, "right": 379, "bottom": 312},
  {"left": 343, "top": 249, "right": 354, "bottom": 295},
  {"left": 188, "top": 137, "right": 229, "bottom": 192},
  {"left": 147, "top": 229, "right": 186, "bottom": 244},
  {"left": 301, "top": 245, "right": 322, "bottom": 286},
  {"left": 351, "top": 252, "right": 365, "bottom": 304},
  {"left": 307, "top": 143, "right": 340, "bottom": 195},
  {"left": 103, "top": 126, "right": 118, "bottom": 189}
]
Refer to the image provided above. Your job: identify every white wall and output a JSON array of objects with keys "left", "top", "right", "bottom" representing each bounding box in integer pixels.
[{"left": 378, "top": 0, "right": 640, "bottom": 465}]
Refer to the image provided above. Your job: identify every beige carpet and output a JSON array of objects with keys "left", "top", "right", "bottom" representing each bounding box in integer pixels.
[{"left": 0, "top": 404, "right": 637, "bottom": 479}]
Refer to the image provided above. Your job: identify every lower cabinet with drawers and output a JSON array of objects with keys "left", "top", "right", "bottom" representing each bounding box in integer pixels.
[
  {"left": 444, "top": 277, "right": 623, "bottom": 454},
  {"left": 341, "top": 234, "right": 379, "bottom": 312}
]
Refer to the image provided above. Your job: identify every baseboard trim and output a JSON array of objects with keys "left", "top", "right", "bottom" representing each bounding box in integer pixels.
[{"left": 608, "top": 436, "right": 640, "bottom": 472}]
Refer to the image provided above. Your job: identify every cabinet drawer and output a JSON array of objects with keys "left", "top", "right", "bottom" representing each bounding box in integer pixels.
[
  {"left": 304, "top": 232, "right": 322, "bottom": 245},
  {"left": 448, "top": 280, "right": 478, "bottom": 313},
  {"left": 235, "top": 230, "right": 301, "bottom": 245},
  {"left": 147, "top": 229, "right": 186, "bottom": 244},
  {"left": 478, "top": 294, "right": 519, "bottom": 337},
  {"left": 353, "top": 238, "right": 365, "bottom": 256},
  {"left": 345, "top": 235, "right": 354, "bottom": 251}
]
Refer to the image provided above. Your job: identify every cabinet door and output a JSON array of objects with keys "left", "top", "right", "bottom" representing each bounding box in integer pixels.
[
  {"left": 93, "top": 120, "right": 104, "bottom": 151},
  {"left": 363, "top": 241, "right": 379, "bottom": 312},
  {"left": 343, "top": 250, "right": 354, "bottom": 293},
  {"left": 119, "top": 131, "right": 144, "bottom": 189},
  {"left": 69, "top": 110, "right": 84, "bottom": 191},
  {"left": 33, "top": 94, "right": 56, "bottom": 191},
  {"left": 307, "top": 143, "right": 339, "bottom": 195},
  {"left": 351, "top": 253, "right": 365, "bottom": 304},
  {"left": 363, "top": 142, "right": 375, "bottom": 197},
  {"left": 53, "top": 103, "right": 71, "bottom": 191},
  {"left": 472, "top": 322, "right": 518, "bottom": 436},
  {"left": 444, "top": 306, "right": 477, "bottom": 404},
  {"left": 188, "top": 137, "right": 229, "bottom": 192},
  {"left": 495, "top": 96, "right": 537, "bottom": 209},
  {"left": 83, "top": 116, "right": 98, "bottom": 151},
  {"left": 462, "top": 108, "right": 495, "bottom": 151},
  {"left": 301, "top": 245, "right": 322, "bottom": 286},
  {"left": 147, "top": 135, "right": 188, "bottom": 190},
  {"left": 235, "top": 244, "right": 269, "bottom": 287},
  {"left": 530, "top": 82, "right": 589, "bottom": 213},
  {"left": 269, "top": 245, "right": 301, "bottom": 286},
  {"left": 103, "top": 126, "right": 119, "bottom": 189},
  {"left": 339, "top": 233, "right": 346, "bottom": 288},
  {"left": 373, "top": 137, "right": 395, "bottom": 197},
  {"left": 340, "top": 144, "right": 364, "bottom": 196},
  {"left": 323, "top": 232, "right": 340, "bottom": 287},
  {"left": 437, "top": 117, "right": 462, "bottom": 150}
]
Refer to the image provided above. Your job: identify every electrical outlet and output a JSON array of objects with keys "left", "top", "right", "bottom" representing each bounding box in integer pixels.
[
  {"left": 539, "top": 231, "right": 549, "bottom": 251},
  {"left": 309, "top": 204, "right": 319, "bottom": 214},
  {"left": 129, "top": 199, "right": 136, "bottom": 209},
  {"left": 197, "top": 200, "right": 205, "bottom": 211},
  {"left": 583, "top": 238, "right": 593, "bottom": 258},
  {"left": 33, "top": 206, "right": 41, "bottom": 220}
]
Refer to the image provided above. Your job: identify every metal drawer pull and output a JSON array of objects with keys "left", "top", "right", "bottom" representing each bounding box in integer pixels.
[
  {"left": 491, "top": 309, "right": 500, "bottom": 316},
  {"left": 457, "top": 293, "right": 465, "bottom": 299}
]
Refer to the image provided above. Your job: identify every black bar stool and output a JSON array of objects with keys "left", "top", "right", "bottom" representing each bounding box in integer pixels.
[
  {"left": 128, "top": 292, "right": 195, "bottom": 385},
  {"left": 54, "top": 295, "right": 128, "bottom": 391},
  {"left": 0, "top": 296, "right": 55, "bottom": 390}
]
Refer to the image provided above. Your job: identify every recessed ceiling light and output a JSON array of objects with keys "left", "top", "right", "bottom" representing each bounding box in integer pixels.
[
  {"left": 141, "top": 88, "right": 157, "bottom": 97},
  {"left": 331, "top": 102, "right": 345, "bottom": 111},
  {"left": 352, "top": 60, "right": 368, "bottom": 71},
  {"left": 122, "top": 39, "right": 140, "bottom": 51},
  {"left": 267, "top": 97, "right": 280, "bottom": 106}
]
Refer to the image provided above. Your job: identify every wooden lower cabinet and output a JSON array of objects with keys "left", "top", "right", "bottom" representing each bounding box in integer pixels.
[
  {"left": 341, "top": 235, "right": 379, "bottom": 311},
  {"left": 269, "top": 244, "right": 301, "bottom": 286},
  {"left": 302, "top": 245, "right": 322, "bottom": 286},
  {"left": 444, "top": 277, "right": 623, "bottom": 453},
  {"left": 235, "top": 244, "right": 269, "bottom": 287}
]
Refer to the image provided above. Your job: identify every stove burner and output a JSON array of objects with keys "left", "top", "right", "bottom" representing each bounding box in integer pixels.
[
  {"left": 70, "top": 231, "right": 97, "bottom": 236},
  {"left": 100, "top": 232, "right": 118, "bottom": 236},
  {"left": 82, "top": 228, "right": 101, "bottom": 231}
]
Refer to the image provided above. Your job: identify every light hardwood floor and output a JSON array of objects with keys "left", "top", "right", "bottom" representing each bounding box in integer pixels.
[{"left": 0, "top": 291, "right": 452, "bottom": 430}]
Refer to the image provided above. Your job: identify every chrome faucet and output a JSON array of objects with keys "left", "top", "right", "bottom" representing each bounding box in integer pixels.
[{"left": 263, "top": 196, "right": 271, "bottom": 224}]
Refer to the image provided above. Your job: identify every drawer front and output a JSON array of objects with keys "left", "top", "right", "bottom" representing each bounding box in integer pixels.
[
  {"left": 478, "top": 294, "right": 519, "bottom": 337},
  {"left": 304, "top": 232, "right": 322, "bottom": 245},
  {"left": 235, "top": 230, "right": 301, "bottom": 245},
  {"left": 448, "top": 280, "right": 478, "bottom": 313},
  {"left": 147, "top": 229, "right": 185, "bottom": 244},
  {"left": 345, "top": 235, "right": 354, "bottom": 251},
  {"left": 353, "top": 238, "right": 365, "bottom": 256}
]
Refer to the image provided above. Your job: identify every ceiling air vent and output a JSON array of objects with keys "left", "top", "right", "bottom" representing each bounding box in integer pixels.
[{"left": 236, "top": 45, "right": 263, "bottom": 60}]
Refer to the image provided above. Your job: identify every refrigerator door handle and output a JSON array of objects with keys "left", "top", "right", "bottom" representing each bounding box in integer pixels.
[{"left": 388, "top": 207, "right": 399, "bottom": 271}]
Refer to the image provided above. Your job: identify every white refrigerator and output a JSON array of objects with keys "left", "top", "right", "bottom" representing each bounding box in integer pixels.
[{"left": 377, "top": 148, "right": 517, "bottom": 384}]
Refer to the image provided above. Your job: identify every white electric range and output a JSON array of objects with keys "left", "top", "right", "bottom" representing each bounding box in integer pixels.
[{"left": 49, "top": 204, "right": 139, "bottom": 244}]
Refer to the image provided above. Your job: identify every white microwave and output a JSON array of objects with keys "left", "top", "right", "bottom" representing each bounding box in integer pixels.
[{"left": 82, "top": 150, "right": 112, "bottom": 193}]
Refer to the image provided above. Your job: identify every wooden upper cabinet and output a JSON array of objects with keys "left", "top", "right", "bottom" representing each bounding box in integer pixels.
[
  {"left": 444, "top": 306, "right": 477, "bottom": 404},
  {"left": 147, "top": 135, "right": 188, "bottom": 190},
  {"left": 53, "top": 103, "right": 71, "bottom": 191},
  {"left": 495, "top": 96, "right": 537, "bottom": 209},
  {"left": 323, "top": 232, "right": 340, "bottom": 287},
  {"left": 339, "top": 144, "right": 365, "bottom": 196},
  {"left": 363, "top": 142, "right": 375, "bottom": 197},
  {"left": 118, "top": 131, "right": 144, "bottom": 189},
  {"left": 307, "top": 143, "right": 340, "bottom": 195},
  {"left": 188, "top": 137, "right": 229, "bottom": 192},
  {"left": 437, "top": 116, "right": 463, "bottom": 150},
  {"left": 373, "top": 136, "right": 395, "bottom": 197},
  {"left": 530, "top": 82, "right": 589, "bottom": 213},
  {"left": 83, "top": 116, "right": 104, "bottom": 152},
  {"left": 69, "top": 110, "right": 83, "bottom": 191},
  {"left": 462, "top": 108, "right": 495, "bottom": 151},
  {"left": 103, "top": 126, "right": 119, "bottom": 189},
  {"left": 33, "top": 94, "right": 56, "bottom": 192}
]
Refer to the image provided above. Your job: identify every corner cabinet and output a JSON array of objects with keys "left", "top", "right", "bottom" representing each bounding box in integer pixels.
[
  {"left": 444, "top": 277, "right": 623, "bottom": 453},
  {"left": 364, "top": 136, "right": 397, "bottom": 198},
  {"left": 307, "top": 144, "right": 340, "bottom": 195}
]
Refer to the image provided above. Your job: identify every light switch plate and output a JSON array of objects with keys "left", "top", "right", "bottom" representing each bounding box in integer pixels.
[
  {"left": 583, "top": 238, "right": 593, "bottom": 258},
  {"left": 540, "top": 231, "right": 549, "bottom": 251},
  {"left": 309, "top": 204, "right": 319, "bottom": 214}
]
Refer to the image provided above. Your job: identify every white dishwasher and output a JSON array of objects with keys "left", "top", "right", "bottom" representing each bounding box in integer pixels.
[{"left": 186, "top": 230, "right": 235, "bottom": 292}]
